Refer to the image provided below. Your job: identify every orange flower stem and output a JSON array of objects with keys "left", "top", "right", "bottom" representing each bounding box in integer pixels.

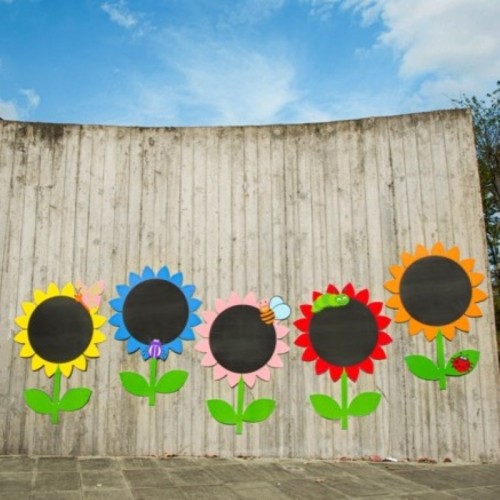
[
  {"left": 436, "top": 331, "right": 447, "bottom": 390},
  {"left": 51, "top": 368, "right": 62, "bottom": 424},
  {"left": 341, "top": 370, "right": 349, "bottom": 430},
  {"left": 236, "top": 377, "right": 245, "bottom": 435}
]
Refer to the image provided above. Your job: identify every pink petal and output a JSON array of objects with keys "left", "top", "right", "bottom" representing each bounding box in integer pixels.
[
  {"left": 243, "top": 372, "right": 257, "bottom": 388},
  {"left": 196, "top": 324, "right": 210, "bottom": 338},
  {"left": 201, "top": 352, "right": 217, "bottom": 367},
  {"left": 203, "top": 310, "right": 217, "bottom": 323},
  {"left": 215, "top": 298, "right": 227, "bottom": 313},
  {"left": 227, "top": 291, "right": 242, "bottom": 306},
  {"left": 255, "top": 365, "right": 271, "bottom": 381},
  {"left": 274, "top": 340, "right": 289, "bottom": 354},
  {"left": 267, "top": 353, "right": 283, "bottom": 368},
  {"left": 243, "top": 292, "right": 258, "bottom": 306},
  {"left": 275, "top": 325, "right": 289, "bottom": 339},
  {"left": 226, "top": 371, "right": 241, "bottom": 387},
  {"left": 194, "top": 339, "right": 210, "bottom": 352},
  {"left": 213, "top": 364, "right": 228, "bottom": 380}
]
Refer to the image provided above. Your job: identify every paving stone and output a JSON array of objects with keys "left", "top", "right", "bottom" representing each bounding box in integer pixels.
[
  {"left": 79, "top": 457, "right": 120, "bottom": 470},
  {"left": 123, "top": 468, "right": 173, "bottom": 488},
  {"left": 156, "top": 457, "right": 203, "bottom": 468},
  {"left": 34, "top": 471, "right": 81, "bottom": 491},
  {"left": 181, "top": 484, "right": 240, "bottom": 499},
  {"left": 0, "top": 471, "right": 32, "bottom": 492},
  {"left": 119, "top": 457, "right": 161, "bottom": 469},
  {"left": 226, "top": 480, "right": 290, "bottom": 499},
  {"left": 166, "top": 466, "right": 223, "bottom": 487},
  {"left": 37, "top": 457, "right": 78, "bottom": 471},
  {"left": 0, "top": 493, "right": 30, "bottom": 500},
  {"left": 83, "top": 489, "right": 134, "bottom": 500},
  {"left": 0, "top": 456, "right": 36, "bottom": 472},
  {"left": 396, "top": 492, "right": 459, "bottom": 499},
  {"left": 132, "top": 487, "right": 187, "bottom": 500},
  {"left": 275, "top": 478, "right": 349, "bottom": 499},
  {"left": 31, "top": 492, "right": 82, "bottom": 500},
  {"left": 448, "top": 485, "right": 500, "bottom": 499},
  {"left": 81, "top": 470, "right": 128, "bottom": 490},
  {"left": 204, "top": 464, "right": 264, "bottom": 483},
  {"left": 244, "top": 463, "right": 296, "bottom": 482}
]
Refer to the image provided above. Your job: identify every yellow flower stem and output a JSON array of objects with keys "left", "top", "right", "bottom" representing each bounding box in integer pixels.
[
  {"left": 149, "top": 357, "right": 157, "bottom": 406},
  {"left": 51, "top": 368, "right": 62, "bottom": 424},
  {"left": 436, "top": 331, "right": 447, "bottom": 390},
  {"left": 236, "top": 377, "right": 245, "bottom": 435},
  {"left": 341, "top": 370, "right": 349, "bottom": 430}
]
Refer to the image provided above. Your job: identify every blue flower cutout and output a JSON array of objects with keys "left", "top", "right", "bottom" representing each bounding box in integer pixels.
[{"left": 109, "top": 266, "right": 201, "bottom": 360}]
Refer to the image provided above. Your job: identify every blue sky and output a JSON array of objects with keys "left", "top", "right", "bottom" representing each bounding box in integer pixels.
[{"left": 1, "top": 0, "right": 499, "bottom": 126}]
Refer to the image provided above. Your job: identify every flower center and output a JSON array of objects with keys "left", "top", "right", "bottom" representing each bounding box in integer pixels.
[
  {"left": 400, "top": 256, "right": 472, "bottom": 326},
  {"left": 209, "top": 305, "right": 277, "bottom": 374},
  {"left": 123, "top": 279, "right": 189, "bottom": 345},
  {"left": 309, "top": 299, "right": 378, "bottom": 367},
  {"left": 28, "top": 296, "right": 93, "bottom": 363}
]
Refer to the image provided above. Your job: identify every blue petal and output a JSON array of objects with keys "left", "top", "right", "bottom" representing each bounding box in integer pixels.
[
  {"left": 167, "top": 338, "right": 183, "bottom": 354},
  {"left": 140, "top": 345, "right": 151, "bottom": 360},
  {"left": 109, "top": 313, "right": 124, "bottom": 327},
  {"left": 109, "top": 297, "right": 124, "bottom": 312},
  {"left": 142, "top": 266, "right": 155, "bottom": 279},
  {"left": 116, "top": 284, "right": 129, "bottom": 297},
  {"left": 182, "top": 284, "right": 195, "bottom": 298},
  {"left": 157, "top": 266, "right": 170, "bottom": 280},
  {"left": 159, "top": 345, "right": 170, "bottom": 360},
  {"left": 188, "top": 314, "right": 202, "bottom": 327},
  {"left": 180, "top": 328, "right": 195, "bottom": 341},
  {"left": 188, "top": 298, "right": 202, "bottom": 312},
  {"left": 114, "top": 327, "right": 130, "bottom": 341},
  {"left": 129, "top": 272, "right": 141, "bottom": 286},
  {"left": 170, "top": 272, "right": 183, "bottom": 286},
  {"left": 126, "top": 337, "right": 143, "bottom": 354}
]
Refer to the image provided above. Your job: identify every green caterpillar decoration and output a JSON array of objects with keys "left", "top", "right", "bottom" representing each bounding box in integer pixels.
[{"left": 312, "top": 293, "right": 350, "bottom": 313}]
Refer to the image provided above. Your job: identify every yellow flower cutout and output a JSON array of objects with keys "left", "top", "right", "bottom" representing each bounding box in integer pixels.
[
  {"left": 14, "top": 282, "right": 106, "bottom": 377},
  {"left": 385, "top": 242, "right": 487, "bottom": 341}
]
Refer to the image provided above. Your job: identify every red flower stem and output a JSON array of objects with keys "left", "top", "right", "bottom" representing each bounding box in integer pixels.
[
  {"left": 51, "top": 368, "right": 62, "bottom": 425},
  {"left": 436, "top": 331, "right": 447, "bottom": 390},
  {"left": 341, "top": 370, "right": 349, "bottom": 430},
  {"left": 149, "top": 357, "right": 157, "bottom": 406},
  {"left": 236, "top": 377, "right": 245, "bottom": 435}
]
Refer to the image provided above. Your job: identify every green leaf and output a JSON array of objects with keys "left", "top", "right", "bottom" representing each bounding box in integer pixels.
[
  {"left": 310, "top": 394, "right": 342, "bottom": 420},
  {"left": 445, "top": 350, "right": 480, "bottom": 377},
  {"left": 207, "top": 399, "right": 237, "bottom": 425},
  {"left": 59, "top": 388, "right": 92, "bottom": 412},
  {"left": 24, "top": 389, "right": 53, "bottom": 414},
  {"left": 405, "top": 355, "right": 440, "bottom": 381},
  {"left": 243, "top": 399, "right": 276, "bottom": 423},
  {"left": 120, "top": 372, "right": 150, "bottom": 397},
  {"left": 155, "top": 370, "right": 188, "bottom": 394},
  {"left": 348, "top": 392, "right": 382, "bottom": 417}
]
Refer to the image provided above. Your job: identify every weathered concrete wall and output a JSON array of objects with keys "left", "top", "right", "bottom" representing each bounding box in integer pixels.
[{"left": 0, "top": 110, "right": 498, "bottom": 461}]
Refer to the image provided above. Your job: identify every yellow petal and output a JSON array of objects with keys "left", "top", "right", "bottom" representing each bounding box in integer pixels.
[
  {"left": 465, "top": 302, "right": 483, "bottom": 318},
  {"left": 61, "top": 283, "right": 75, "bottom": 297},
  {"left": 386, "top": 295, "right": 402, "bottom": 309},
  {"left": 44, "top": 362, "right": 57, "bottom": 377},
  {"left": 431, "top": 242, "right": 446, "bottom": 256},
  {"left": 84, "top": 344, "right": 100, "bottom": 358},
  {"left": 72, "top": 356, "right": 87, "bottom": 371},
  {"left": 460, "top": 258, "right": 475, "bottom": 271},
  {"left": 468, "top": 272, "right": 484, "bottom": 287},
  {"left": 390, "top": 265, "right": 404, "bottom": 279},
  {"left": 32, "top": 355, "right": 44, "bottom": 371},
  {"left": 472, "top": 288, "right": 488, "bottom": 303},
  {"left": 46, "top": 283, "right": 60, "bottom": 297},
  {"left": 14, "top": 330, "right": 28, "bottom": 344},
  {"left": 22, "top": 302, "right": 36, "bottom": 315},
  {"left": 59, "top": 363, "right": 73, "bottom": 377},
  {"left": 92, "top": 330, "right": 106, "bottom": 343},
  {"left": 384, "top": 279, "right": 400, "bottom": 294},
  {"left": 454, "top": 316, "right": 470, "bottom": 332},
  {"left": 15, "top": 315, "right": 29, "bottom": 329},
  {"left": 92, "top": 314, "right": 106, "bottom": 328},
  {"left": 446, "top": 246, "right": 460, "bottom": 261},
  {"left": 20, "top": 344, "right": 35, "bottom": 358},
  {"left": 34, "top": 289, "right": 47, "bottom": 304}
]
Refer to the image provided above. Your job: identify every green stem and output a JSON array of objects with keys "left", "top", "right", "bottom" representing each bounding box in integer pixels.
[
  {"left": 340, "top": 370, "right": 349, "bottom": 430},
  {"left": 149, "top": 357, "right": 158, "bottom": 406},
  {"left": 236, "top": 377, "right": 245, "bottom": 435},
  {"left": 51, "top": 368, "right": 62, "bottom": 425},
  {"left": 436, "top": 331, "right": 447, "bottom": 390}
]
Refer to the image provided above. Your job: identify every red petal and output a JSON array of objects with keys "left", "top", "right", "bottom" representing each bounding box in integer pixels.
[
  {"left": 359, "top": 358, "right": 374, "bottom": 374},
  {"left": 294, "top": 317, "right": 310, "bottom": 332},
  {"left": 326, "top": 284, "right": 340, "bottom": 294},
  {"left": 346, "top": 366, "right": 360, "bottom": 382},
  {"left": 342, "top": 283, "right": 355, "bottom": 297},
  {"left": 300, "top": 304, "right": 312, "bottom": 316},
  {"left": 312, "top": 291, "right": 322, "bottom": 300},
  {"left": 329, "top": 365, "right": 343, "bottom": 382},
  {"left": 371, "top": 345, "right": 387, "bottom": 360},
  {"left": 315, "top": 358, "right": 329, "bottom": 375},
  {"left": 378, "top": 331, "right": 392, "bottom": 345},
  {"left": 294, "top": 333, "right": 310, "bottom": 347},
  {"left": 355, "top": 289, "right": 369, "bottom": 303},
  {"left": 377, "top": 316, "right": 391, "bottom": 329},
  {"left": 369, "top": 302, "right": 383, "bottom": 315},
  {"left": 302, "top": 347, "right": 318, "bottom": 362}
]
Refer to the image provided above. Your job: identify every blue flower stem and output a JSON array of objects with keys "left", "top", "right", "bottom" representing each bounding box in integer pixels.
[
  {"left": 340, "top": 370, "right": 349, "bottom": 430},
  {"left": 236, "top": 377, "right": 245, "bottom": 435},
  {"left": 149, "top": 357, "right": 158, "bottom": 406},
  {"left": 436, "top": 330, "right": 447, "bottom": 390},
  {"left": 51, "top": 368, "right": 62, "bottom": 424}
]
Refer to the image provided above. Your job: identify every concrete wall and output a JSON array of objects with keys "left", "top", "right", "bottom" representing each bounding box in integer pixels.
[{"left": 0, "top": 110, "right": 498, "bottom": 461}]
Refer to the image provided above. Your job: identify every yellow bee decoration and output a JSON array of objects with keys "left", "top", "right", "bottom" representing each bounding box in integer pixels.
[{"left": 259, "top": 296, "right": 291, "bottom": 324}]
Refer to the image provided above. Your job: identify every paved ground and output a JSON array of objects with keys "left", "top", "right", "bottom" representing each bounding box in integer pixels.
[{"left": 0, "top": 455, "right": 499, "bottom": 499}]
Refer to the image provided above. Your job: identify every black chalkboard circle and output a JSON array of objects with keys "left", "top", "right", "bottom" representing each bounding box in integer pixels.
[
  {"left": 28, "top": 296, "right": 93, "bottom": 363},
  {"left": 123, "top": 279, "right": 189, "bottom": 345},
  {"left": 400, "top": 256, "right": 472, "bottom": 326},
  {"left": 209, "top": 305, "right": 277, "bottom": 373},
  {"left": 309, "top": 299, "right": 378, "bottom": 367}
]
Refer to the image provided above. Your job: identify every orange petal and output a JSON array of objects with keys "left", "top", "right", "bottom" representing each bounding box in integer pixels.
[
  {"left": 384, "top": 279, "right": 400, "bottom": 294},
  {"left": 416, "top": 244, "right": 430, "bottom": 258},
  {"left": 395, "top": 308, "right": 410, "bottom": 323},
  {"left": 468, "top": 272, "right": 484, "bottom": 287},
  {"left": 440, "top": 325, "right": 456, "bottom": 341},
  {"left": 423, "top": 327, "right": 439, "bottom": 341},
  {"left": 431, "top": 242, "right": 446, "bottom": 255},
  {"left": 390, "top": 265, "right": 404, "bottom": 279},
  {"left": 408, "top": 319, "right": 425, "bottom": 335},
  {"left": 446, "top": 246, "right": 460, "bottom": 261},
  {"left": 454, "top": 316, "right": 470, "bottom": 333},
  {"left": 472, "top": 288, "right": 488, "bottom": 303},
  {"left": 460, "top": 258, "right": 475, "bottom": 271},
  {"left": 401, "top": 252, "right": 415, "bottom": 267},
  {"left": 465, "top": 302, "right": 483, "bottom": 318},
  {"left": 386, "top": 295, "right": 402, "bottom": 309}
]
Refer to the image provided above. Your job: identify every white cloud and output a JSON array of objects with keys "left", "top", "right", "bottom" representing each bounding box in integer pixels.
[
  {"left": 101, "top": 1, "right": 137, "bottom": 29},
  {"left": 0, "top": 89, "right": 40, "bottom": 120},
  {"left": 0, "top": 98, "right": 18, "bottom": 120},
  {"left": 20, "top": 88, "right": 40, "bottom": 110}
]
